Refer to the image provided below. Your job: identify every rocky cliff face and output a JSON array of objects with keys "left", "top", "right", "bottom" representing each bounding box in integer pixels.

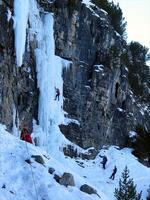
[
  {"left": 0, "top": 1, "right": 38, "bottom": 131},
  {"left": 0, "top": 0, "right": 149, "bottom": 149}
]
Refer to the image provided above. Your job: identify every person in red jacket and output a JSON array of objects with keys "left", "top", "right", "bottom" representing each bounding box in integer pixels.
[{"left": 20, "top": 127, "right": 33, "bottom": 144}]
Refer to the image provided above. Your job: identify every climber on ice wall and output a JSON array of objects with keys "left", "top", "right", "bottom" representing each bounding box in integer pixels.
[{"left": 54, "top": 87, "right": 60, "bottom": 101}]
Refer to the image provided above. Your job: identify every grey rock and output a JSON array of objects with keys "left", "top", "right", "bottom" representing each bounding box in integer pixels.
[
  {"left": 31, "top": 155, "right": 45, "bottom": 165},
  {"left": 53, "top": 174, "right": 61, "bottom": 183},
  {"left": 80, "top": 184, "right": 97, "bottom": 195},
  {"left": 59, "top": 172, "right": 75, "bottom": 187},
  {"left": 9, "top": 190, "right": 14, "bottom": 194},
  {"left": 63, "top": 145, "right": 98, "bottom": 159},
  {"left": 2, "top": 184, "right": 6, "bottom": 189},
  {"left": 63, "top": 145, "right": 78, "bottom": 158},
  {"left": 48, "top": 167, "right": 55, "bottom": 174},
  {"left": 80, "top": 148, "right": 98, "bottom": 160},
  {"left": 25, "top": 159, "right": 32, "bottom": 164}
]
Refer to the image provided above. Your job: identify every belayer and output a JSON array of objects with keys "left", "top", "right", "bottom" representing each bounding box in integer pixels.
[
  {"left": 109, "top": 166, "right": 117, "bottom": 180},
  {"left": 20, "top": 127, "right": 33, "bottom": 144},
  {"left": 100, "top": 155, "right": 108, "bottom": 169},
  {"left": 54, "top": 87, "right": 60, "bottom": 101}
]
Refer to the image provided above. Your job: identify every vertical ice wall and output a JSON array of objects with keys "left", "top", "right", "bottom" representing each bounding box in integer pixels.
[
  {"left": 29, "top": 0, "right": 65, "bottom": 151},
  {"left": 35, "top": 15, "right": 64, "bottom": 128},
  {"left": 14, "top": 0, "right": 29, "bottom": 66}
]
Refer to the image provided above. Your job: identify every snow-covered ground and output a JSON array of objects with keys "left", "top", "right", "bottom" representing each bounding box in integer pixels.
[{"left": 0, "top": 125, "right": 150, "bottom": 200}]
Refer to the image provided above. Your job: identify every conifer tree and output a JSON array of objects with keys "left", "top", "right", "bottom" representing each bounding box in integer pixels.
[
  {"left": 92, "top": 0, "right": 127, "bottom": 36},
  {"left": 147, "top": 186, "right": 150, "bottom": 200},
  {"left": 114, "top": 166, "right": 142, "bottom": 200}
]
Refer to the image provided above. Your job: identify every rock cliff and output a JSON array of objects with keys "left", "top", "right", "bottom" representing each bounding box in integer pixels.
[{"left": 0, "top": 0, "right": 149, "bottom": 149}]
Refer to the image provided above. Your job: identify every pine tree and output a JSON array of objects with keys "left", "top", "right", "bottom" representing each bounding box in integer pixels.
[
  {"left": 114, "top": 166, "right": 142, "bottom": 200},
  {"left": 91, "top": 0, "right": 127, "bottom": 36},
  {"left": 147, "top": 186, "right": 150, "bottom": 200}
]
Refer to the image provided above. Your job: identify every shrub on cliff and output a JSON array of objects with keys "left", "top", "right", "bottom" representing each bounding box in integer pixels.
[
  {"left": 128, "top": 41, "right": 150, "bottom": 100},
  {"left": 129, "top": 41, "right": 149, "bottom": 64},
  {"left": 92, "top": 0, "right": 127, "bottom": 36},
  {"left": 130, "top": 126, "right": 150, "bottom": 167}
]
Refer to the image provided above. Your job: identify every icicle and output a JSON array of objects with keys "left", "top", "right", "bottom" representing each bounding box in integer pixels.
[
  {"left": 14, "top": 0, "right": 29, "bottom": 66},
  {"left": 12, "top": 104, "right": 19, "bottom": 137}
]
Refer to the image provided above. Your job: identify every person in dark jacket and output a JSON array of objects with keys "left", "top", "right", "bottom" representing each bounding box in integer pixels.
[
  {"left": 54, "top": 87, "right": 60, "bottom": 101},
  {"left": 109, "top": 166, "right": 117, "bottom": 180},
  {"left": 20, "top": 127, "right": 33, "bottom": 144},
  {"left": 100, "top": 155, "right": 108, "bottom": 169}
]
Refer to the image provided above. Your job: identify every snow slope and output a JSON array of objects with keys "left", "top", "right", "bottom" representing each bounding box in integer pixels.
[
  {"left": 0, "top": 125, "right": 150, "bottom": 200},
  {"left": 0, "top": 125, "right": 107, "bottom": 200}
]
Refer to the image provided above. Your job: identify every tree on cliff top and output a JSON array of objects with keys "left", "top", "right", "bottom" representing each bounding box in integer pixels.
[
  {"left": 128, "top": 41, "right": 150, "bottom": 99},
  {"left": 92, "top": 0, "right": 127, "bottom": 36},
  {"left": 129, "top": 41, "right": 149, "bottom": 64}
]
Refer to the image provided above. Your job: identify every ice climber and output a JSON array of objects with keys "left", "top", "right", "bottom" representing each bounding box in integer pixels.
[
  {"left": 54, "top": 87, "right": 60, "bottom": 101},
  {"left": 100, "top": 155, "right": 108, "bottom": 169},
  {"left": 20, "top": 127, "right": 33, "bottom": 144},
  {"left": 109, "top": 166, "right": 117, "bottom": 180}
]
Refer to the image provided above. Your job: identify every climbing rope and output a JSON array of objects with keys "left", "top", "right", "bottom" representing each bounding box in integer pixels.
[
  {"left": 15, "top": 65, "right": 39, "bottom": 200},
  {"left": 25, "top": 142, "right": 39, "bottom": 200}
]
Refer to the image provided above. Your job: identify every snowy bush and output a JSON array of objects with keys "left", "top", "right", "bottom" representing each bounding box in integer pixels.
[{"left": 131, "top": 126, "right": 150, "bottom": 166}]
